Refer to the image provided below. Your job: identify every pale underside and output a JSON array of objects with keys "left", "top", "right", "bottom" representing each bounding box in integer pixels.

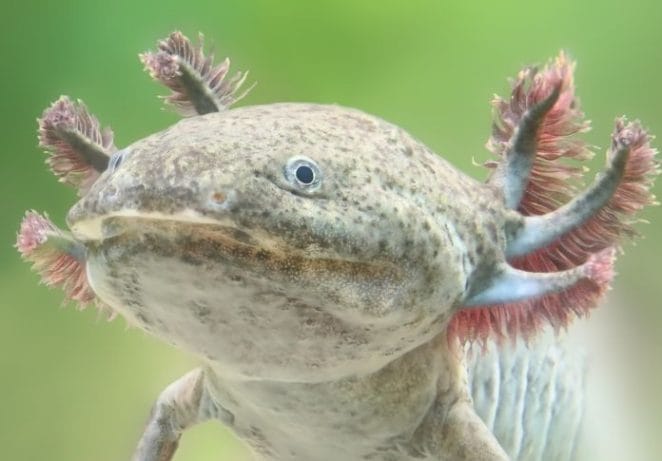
[
  {"left": 141, "top": 326, "right": 587, "bottom": 461},
  {"left": 195, "top": 322, "right": 628, "bottom": 461}
]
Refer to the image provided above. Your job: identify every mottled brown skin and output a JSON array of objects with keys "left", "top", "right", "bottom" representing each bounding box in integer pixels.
[{"left": 68, "top": 103, "right": 510, "bottom": 459}]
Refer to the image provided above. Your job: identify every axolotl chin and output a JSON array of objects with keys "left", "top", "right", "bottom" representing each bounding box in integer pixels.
[{"left": 17, "top": 32, "right": 659, "bottom": 461}]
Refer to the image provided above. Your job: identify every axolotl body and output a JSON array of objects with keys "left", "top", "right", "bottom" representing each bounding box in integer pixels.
[{"left": 18, "top": 32, "right": 659, "bottom": 461}]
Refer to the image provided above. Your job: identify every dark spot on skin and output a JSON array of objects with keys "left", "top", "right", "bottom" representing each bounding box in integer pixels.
[
  {"left": 466, "top": 248, "right": 477, "bottom": 266},
  {"left": 181, "top": 253, "right": 204, "bottom": 266},
  {"left": 486, "top": 223, "right": 498, "bottom": 244},
  {"left": 135, "top": 311, "right": 151, "bottom": 326},
  {"left": 191, "top": 301, "right": 211, "bottom": 321},
  {"left": 228, "top": 228, "right": 256, "bottom": 245},
  {"left": 125, "top": 299, "right": 142, "bottom": 308}
]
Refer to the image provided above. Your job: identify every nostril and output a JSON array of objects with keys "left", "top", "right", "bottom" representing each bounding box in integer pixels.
[
  {"left": 208, "top": 189, "right": 237, "bottom": 211},
  {"left": 211, "top": 191, "right": 226, "bottom": 203}
]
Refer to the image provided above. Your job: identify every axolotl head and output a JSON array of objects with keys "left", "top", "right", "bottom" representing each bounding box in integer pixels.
[
  {"left": 66, "top": 103, "right": 497, "bottom": 381},
  {"left": 21, "top": 36, "right": 657, "bottom": 384}
]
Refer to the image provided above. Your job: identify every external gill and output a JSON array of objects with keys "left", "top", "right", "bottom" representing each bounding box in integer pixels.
[
  {"left": 463, "top": 248, "right": 614, "bottom": 307},
  {"left": 38, "top": 96, "right": 116, "bottom": 195},
  {"left": 499, "top": 82, "right": 562, "bottom": 209},
  {"left": 506, "top": 124, "right": 633, "bottom": 258},
  {"left": 486, "top": 52, "right": 591, "bottom": 216},
  {"left": 16, "top": 211, "right": 113, "bottom": 318},
  {"left": 140, "top": 31, "right": 254, "bottom": 116},
  {"left": 449, "top": 53, "right": 659, "bottom": 344},
  {"left": 16, "top": 211, "right": 92, "bottom": 304}
]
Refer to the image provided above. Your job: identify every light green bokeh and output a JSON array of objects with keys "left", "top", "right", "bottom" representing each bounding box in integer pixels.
[{"left": 1, "top": 1, "right": 661, "bottom": 460}]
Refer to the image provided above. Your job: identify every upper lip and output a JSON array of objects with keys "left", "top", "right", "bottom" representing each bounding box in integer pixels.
[
  {"left": 67, "top": 182, "right": 239, "bottom": 242},
  {"left": 67, "top": 209, "right": 231, "bottom": 242}
]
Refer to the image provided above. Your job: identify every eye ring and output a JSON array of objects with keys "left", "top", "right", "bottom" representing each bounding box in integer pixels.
[{"left": 284, "top": 156, "right": 322, "bottom": 192}]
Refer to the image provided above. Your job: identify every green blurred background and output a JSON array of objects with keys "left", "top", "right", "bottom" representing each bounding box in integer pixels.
[{"left": 1, "top": 1, "right": 661, "bottom": 460}]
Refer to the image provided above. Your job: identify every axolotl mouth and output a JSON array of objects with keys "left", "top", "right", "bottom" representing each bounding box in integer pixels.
[{"left": 74, "top": 213, "right": 441, "bottom": 383}]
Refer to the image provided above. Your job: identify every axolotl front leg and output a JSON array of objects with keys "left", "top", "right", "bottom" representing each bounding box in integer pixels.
[{"left": 131, "top": 368, "right": 233, "bottom": 461}]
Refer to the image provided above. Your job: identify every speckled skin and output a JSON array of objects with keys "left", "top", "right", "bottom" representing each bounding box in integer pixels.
[{"left": 68, "top": 103, "right": 511, "bottom": 460}]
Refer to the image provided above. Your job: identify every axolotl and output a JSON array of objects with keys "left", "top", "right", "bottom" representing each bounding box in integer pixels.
[{"left": 17, "top": 32, "right": 659, "bottom": 461}]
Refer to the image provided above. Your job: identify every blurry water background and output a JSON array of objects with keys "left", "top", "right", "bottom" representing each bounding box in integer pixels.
[{"left": 1, "top": 1, "right": 660, "bottom": 460}]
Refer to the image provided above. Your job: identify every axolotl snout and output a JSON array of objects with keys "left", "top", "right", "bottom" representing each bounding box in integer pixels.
[{"left": 18, "top": 32, "right": 659, "bottom": 461}]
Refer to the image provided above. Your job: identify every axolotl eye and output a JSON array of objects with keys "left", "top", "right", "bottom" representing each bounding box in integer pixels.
[{"left": 284, "top": 156, "right": 322, "bottom": 191}]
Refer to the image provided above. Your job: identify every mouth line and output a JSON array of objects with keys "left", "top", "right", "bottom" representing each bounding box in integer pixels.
[
  {"left": 69, "top": 208, "right": 231, "bottom": 242},
  {"left": 83, "top": 215, "right": 401, "bottom": 284}
]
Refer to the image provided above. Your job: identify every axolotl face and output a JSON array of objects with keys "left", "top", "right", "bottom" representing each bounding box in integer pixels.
[{"left": 67, "top": 103, "right": 504, "bottom": 382}]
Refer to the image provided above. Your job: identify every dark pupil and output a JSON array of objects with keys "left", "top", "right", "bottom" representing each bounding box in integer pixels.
[{"left": 295, "top": 165, "right": 315, "bottom": 184}]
